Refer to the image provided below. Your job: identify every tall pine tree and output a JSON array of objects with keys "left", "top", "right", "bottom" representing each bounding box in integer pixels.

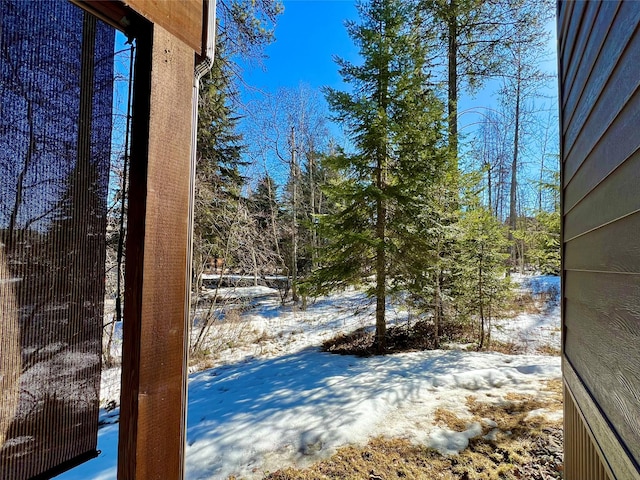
[
  {"left": 316, "top": 0, "right": 448, "bottom": 352},
  {"left": 194, "top": 32, "right": 246, "bottom": 282}
]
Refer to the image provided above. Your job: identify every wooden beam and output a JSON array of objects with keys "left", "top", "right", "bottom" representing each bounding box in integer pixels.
[
  {"left": 124, "top": 0, "right": 203, "bottom": 54},
  {"left": 73, "top": 1, "right": 204, "bottom": 55},
  {"left": 118, "top": 21, "right": 194, "bottom": 480},
  {"left": 71, "top": 1, "right": 133, "bottom": 32}
]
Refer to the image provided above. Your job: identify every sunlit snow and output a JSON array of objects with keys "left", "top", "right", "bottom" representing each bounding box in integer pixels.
[{"left": 59, "top": 275, "right": 561, "bottom": 480}]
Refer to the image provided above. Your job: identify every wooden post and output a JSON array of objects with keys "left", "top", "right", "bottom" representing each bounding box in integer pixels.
[{"left": 118, "top": 21, "right": 195, "bottom": 479}]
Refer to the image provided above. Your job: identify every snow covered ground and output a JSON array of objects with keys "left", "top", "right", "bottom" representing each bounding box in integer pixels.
[
  {"left": 59, "top": 276, "right": 561, "bottom": 480},
  {"left": 493, "top": 275, "right": 561, "bottom": 352}
]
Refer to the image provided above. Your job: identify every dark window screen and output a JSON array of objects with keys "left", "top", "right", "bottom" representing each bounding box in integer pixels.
[{"left": 0, "top": 1, "right": 115, "bottom": 478}]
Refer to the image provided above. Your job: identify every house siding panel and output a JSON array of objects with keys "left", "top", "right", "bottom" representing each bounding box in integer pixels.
[
  {"left": 562, "top": 1, "right": 619, "bottom": 139},
  {"left": 564, "top": 84, "right": 640, "bottom": 212},
  {"left": 560, "top": 0, "right": 585, "bottom": 88},
  {"left": 564, "top": 148, "right": 640, "bottom": 241},
  {"left": 559, "top": 0, "right": 640, "bottom": 478},
  {"left": 564, "top": 2, "right": 640, "bottom": 184},
  {"left": 561, "top": 1, "right": 602, "bottom": 121},
  {"left": 564, "top": 213, "right": 640, "bottom": 273}
]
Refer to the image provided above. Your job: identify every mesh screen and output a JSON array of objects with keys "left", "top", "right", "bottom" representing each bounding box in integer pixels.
[{"left": 0, "top": 1, "right": 115, "bottom": 477}]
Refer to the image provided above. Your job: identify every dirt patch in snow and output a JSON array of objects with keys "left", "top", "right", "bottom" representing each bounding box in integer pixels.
[
  {"left": 259, "top": 380, "right": 564, "bottom": 480},
  {"left": 321, "top": 320, "right": 474, "bottom": 356}
]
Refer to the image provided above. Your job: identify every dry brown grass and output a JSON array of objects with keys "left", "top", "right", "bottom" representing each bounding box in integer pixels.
[
  {"left": 256, "top": 387, "right": 564, "bottom": 480},
  {"left": 543, "top": 378, "right": 563, "bottom": 395},
  {"left": 189, "top": 308, "right": 257, "bottom": 368},
  {"left": 536, "top": 344, "right": 561, "bottom": 356},
  {"left": 262, "top": 437, "right": 458, "bottom": 480},
  {"left": 502, "top": 290, "right": 543, "bottom": 317},
  {"left": 434, "top": 408, "right": 470, "bottom": 432},
  {"left": 483, "top": 340, "right": 525, "bottom": 355}
]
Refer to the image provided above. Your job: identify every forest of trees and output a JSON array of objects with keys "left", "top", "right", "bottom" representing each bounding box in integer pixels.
[
  {"left": 104, "top": 0, "right": 558, "bottom": 356},
  {"left": 184, "top": 0, "right": 559, "bottom": 353}
]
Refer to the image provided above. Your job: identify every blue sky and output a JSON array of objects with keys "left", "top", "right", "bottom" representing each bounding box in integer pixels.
[
  {"left": 239, "top": 0, "right": 558, "bottom": 133},
  {"left": 240, "top": 0, "right": 360, "bottom": 96},
  {"left": 240, "top": 0, "right": 557, "bottom": 108}
]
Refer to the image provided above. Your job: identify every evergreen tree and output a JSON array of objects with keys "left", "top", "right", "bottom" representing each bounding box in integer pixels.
[
  {"left": 455, "top": 174, "right": 510, "bottom": 349},
  {"left": 522, "top": 170, "right": 560, "bottom": 275},
  {"left": 193, "top": 0, "right": 282, "bottom": 269},
  {"left": 249, "top": 173, "right": 279, "bottom": 231},
  {"left": 399, "top": 172, "right": 458, "bottom": 348},
  {"left": 315, "top": 0, "right": 448, "bottom": 352},
  {"left": 529, "top": 210, "right": 560, "bottom": 275},
  {"left": 194, "top": 32, "right": 246, "bottom": 279},
  {"left": 217, "top": 0, "right": 282, "bottom": 60}
]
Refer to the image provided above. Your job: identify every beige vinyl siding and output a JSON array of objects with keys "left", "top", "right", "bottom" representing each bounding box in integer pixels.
[{"left": 559, "top": 1, "right": 640, "bottom": 478}]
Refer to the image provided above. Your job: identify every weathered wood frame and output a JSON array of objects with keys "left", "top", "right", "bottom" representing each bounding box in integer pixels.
[
  {"left": 77, "top": 0, "right": 204, "bottom": 54},
  {"left": 117, "top": 19, "right": 195, "bottom": 479},
  {"left": 72, "top": 1, "right": 210, "bottom": 478}
]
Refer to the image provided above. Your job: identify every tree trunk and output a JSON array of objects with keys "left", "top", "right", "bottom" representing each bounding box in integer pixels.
[
  {"left": 290, "top": 127, "right": 298, "bottom": 302},
  {"left": 509, "top": 73, "right": 521, "bottom": 273},
  {"left": 115, "top": 153, "right": 128, "bottom": 325},
  {"left": 447, "top": 0, "right": 458, "bottom": 162},
  {"left": 487, "top": 162, "right": 492, "bottom": 214},
  {"left": 251, "top": 246, "right": 258, "bottom": 286},
  {"left": 373, "top": 28, "right": 390, "bottom": 354},
  {"left": 115, "top": 45, "right": 133, "bottom": 325},
  {"left": 104, "top": 317, "right": 117, "bottom": 367},
  {"left": 309, "top": 153, "right": 317, "bottom": 270},
  {"left": 375, "top": 175, "right": 387, "bottom": 354},
  {"left": 434, "top": 274, "right": 441, "bottom": 349},
  {"left": 478, "top": 248, "right": 485, "bottom": 350}
]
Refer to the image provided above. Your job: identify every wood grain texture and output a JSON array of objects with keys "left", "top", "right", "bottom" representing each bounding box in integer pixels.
[
  {"left": 557, "top": 1, "right": 574, "bottom": 68},
  {"left": 564, "top": 85, "right": 640, "bottom": 212},
  {"left": 564, "top": 2, "right": 640, "bottom": 185},
  {"left": 564, "top": 148, "right": 640, "bottom": 241},
  {"left": 564, "top": 272, "right": 640, "bottom": 349},
  {"left": 118, "top": 20, "right": 152, "bottom": 478},
  {"left": 561, "top": 0, "right": 601, "bottom": 122},
  {"left": 564, "top": 211, "right": 640, "bottom": 273},
  {"left": 137, "top": 26, "right": 192, "bottom": 480},
  {"left": 124, "top": 0, "right": 203, "bottom": 53},
  {"left": 561, "top": 3, "right": 640, "bottom": 477},
  {"left": 564, "top": 271, "right": 640, "bottom": 473},
  {"left": 72, "top": 0, "right": 132, "bottom": 31},
  {"left": 560, "top": 0, "right": 586, "bottom": 89},
  {"left": 118, "top": 23, "right": 194, "bottom": 480},
  {"left": 565, "top": 335, "right": 639, "bottom": 470},
  {"left": 562, "top": 1, "right": 618, "bottom": 137}
]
